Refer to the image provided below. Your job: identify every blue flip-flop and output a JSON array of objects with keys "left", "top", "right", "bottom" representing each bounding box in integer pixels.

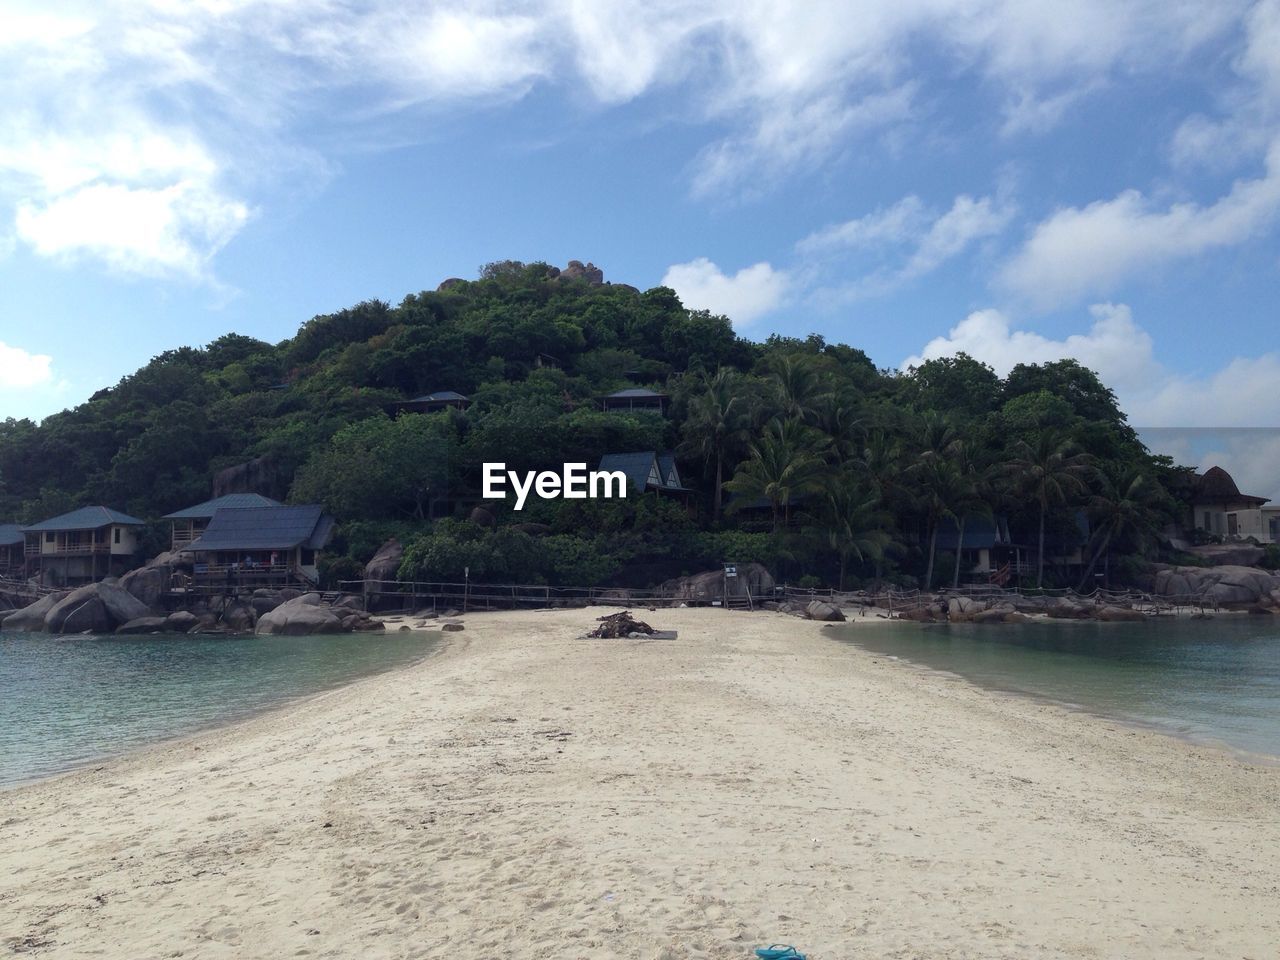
[{"left": 754, "top": 947, "right": 806, "bottom": 960}]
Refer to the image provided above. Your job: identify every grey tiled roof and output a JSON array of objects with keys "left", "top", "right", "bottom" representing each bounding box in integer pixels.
[
  {"left": 22, "top": 506, "right": 146, "bottom": 532},
  {"left": 0, "top": 524, "right": 23, "bottom": 547},
  {"left": 162, "top": 493, "right": 281, "bottom": 520},
  {"left": 597, "top": 452, "right": 688, "bottom": 493},
  {"left": 187, "top": 505, "right": 334, "bottom": 552}
]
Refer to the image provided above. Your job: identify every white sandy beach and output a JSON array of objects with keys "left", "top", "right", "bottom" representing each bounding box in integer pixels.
[{"left": 2, "top": 607, "right": 1278, "bottom": 959}]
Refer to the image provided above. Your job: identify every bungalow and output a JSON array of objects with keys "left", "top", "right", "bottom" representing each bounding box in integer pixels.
[
  {"left": 162, "top": 493, "right": 282, "bottom": 552},
  {"left": 938, "top": 512, "right": 1088, "bottom": 585},
  {"left": 185, "top": 504, "right": 335, "bottom": 586},
  {"left": 395, "top": 390, "right": 470, "bottom": 415},
  {"left": 1191, "top": 465, "right": 1275, "bottom": 542},
  {"left": 21, "top": 506, "right": 145, "bottom": 586},
  {"left": 597, "top": 451, "right": 689, "bottom": 500},
  {"left": 599, "top": 388, "right": 667, "bottom": 415},
  {"left": 0, "top": 524, "right": 24, "bottom": 576}
]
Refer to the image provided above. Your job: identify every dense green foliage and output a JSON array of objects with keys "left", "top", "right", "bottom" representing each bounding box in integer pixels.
[{"left": 0, "top": 261, "right": 1196, "bottom": 589}]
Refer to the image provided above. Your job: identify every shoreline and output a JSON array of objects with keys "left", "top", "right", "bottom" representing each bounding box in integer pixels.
[
  {"left": 0, "top": 623, "right": 446, "bottom": 793},
  {"left": 4, "top": 608, "right": 1272, "bottom": 789},
  {"left": 4, "top": 608, "right": 1278, "bottom": 958},
  {"left": 824, "top": 619, "right": 1280, "bottom": 768}
]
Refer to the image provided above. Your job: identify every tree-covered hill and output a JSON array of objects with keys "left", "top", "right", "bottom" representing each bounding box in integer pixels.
[{"left": 0, "top": 259, "right": 1196, "bottom": 590}]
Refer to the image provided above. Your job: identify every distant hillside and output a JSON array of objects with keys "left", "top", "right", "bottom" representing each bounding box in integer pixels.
[{"left": 0, "top": 259, "right": 1197, "bottom": 590}]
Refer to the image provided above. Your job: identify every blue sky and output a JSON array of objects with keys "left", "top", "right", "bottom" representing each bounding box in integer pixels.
[{"left": 2, "top": 1, "right": 1280, "bottom": 493}]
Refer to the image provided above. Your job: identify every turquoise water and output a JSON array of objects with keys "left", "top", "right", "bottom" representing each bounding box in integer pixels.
[
  {"left": 0, "top": 630, "right": 439, "bottom": 787},
  {"left": 831, "top": 617, "right": 1280, "bottom": 759}
]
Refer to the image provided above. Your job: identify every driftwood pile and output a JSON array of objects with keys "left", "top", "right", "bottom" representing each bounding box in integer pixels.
[{"left": 587, "top": 610, "right": 655, "bottom": 638}]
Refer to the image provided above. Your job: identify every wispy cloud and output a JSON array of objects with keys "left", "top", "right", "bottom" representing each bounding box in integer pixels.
[
  {"left": 0, "top": 0, "right": 1248, "bottom": 282},
  {"left": 801, "top": 192, "right": 1014, "bottom": 301},
  {"left": 1000, "top": 139, "right": 1280, "bottom": 308}
]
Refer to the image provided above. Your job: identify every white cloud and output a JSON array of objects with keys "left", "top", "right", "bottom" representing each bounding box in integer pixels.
[
  {"left": 661, "top": 257, "right": 788, "bottom": 326},
  {"left": 15, "top": 181, "right": 249, "bottom": 277},
  {"left": 0, "top": 0, "right": 1250, "bottom": 287},
  {"left": 801, "top": 191, "right": 1013, "bottom": 300},
  {"left": 0, "top": 340, "right": 54, "bottom": 390},
  {"left": 1000, "top": 139, "right": 1280, "bottom": 307},
  {"left": 902, "top": 302, "right": 1280, "bottom": 428}
]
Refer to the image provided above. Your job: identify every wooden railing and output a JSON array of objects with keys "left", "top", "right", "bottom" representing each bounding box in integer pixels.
[
  {"left": 342, "top": 577, "right": 1221, "bottom": 618},
  {"left": 26, "top": 541, "right": 112, "bottom": 556}
]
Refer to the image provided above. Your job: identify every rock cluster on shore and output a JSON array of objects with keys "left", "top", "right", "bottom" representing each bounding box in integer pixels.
[{"left": 0, "top": 579, "right": 382, "bottom": 637}]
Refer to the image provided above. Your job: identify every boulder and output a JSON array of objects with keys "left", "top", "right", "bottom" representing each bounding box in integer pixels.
[
  {"left": 115, "top": 616, "right": 169, "bottom": 635},
  {"left": 559, "top": 260, "right": 604, "bottom": 284},
  {"left": 353, "top": 619, "right": 385, "bottom": 632},
  {"left": 469, "top": 507, "right": 496, "bottom": 528},
  {"left": 1047, "top": 599, "right": 1090, "bottom": 620},
  {"left": 96, "top": 580, "right": 151, "bottom": 625},
  {"left": 256, "top": 596, "right": 346, "bottom": 635},
  {"left": 119, "top": 565, "right": 169, "bottom": 609},
  {"left": 364, "top": 539, "right": 404, "bottom": 582},
  {"left": 220, "top": 600, "right": 256, "bottom": 633},
  {"left": 164, "top": 610, "right": 199, "bottom": 632},
  {"left": 1188, "top": 543, "right": 1266, "bottom": 567},
  {"left": 1098, "top": 605, "right": 1146, "bottom": 622},
  {"left": 252, "top": 595, "right": 283, "bottom": 616},
  {"left": 44, "top": 585, "right": 100, "bottom": 633},
  {"left": 972, "top": 608, "right": 1010, "bottom": 624},
  {"left": 805, "top": 600, "right": 846, "bottom": 622},
  {"left": 1, "top": 592, "right": 67, "bottom": 632},
  {"left": 659, "top": 563, "right": 775, "bottom": 604},
  {"left": 61, "top": 597, "right": 111, "bottom": 633},
  {"left": 441, "top": 622, "right": 465, "bottom": 632},
  {"left": 947, "top": 596, "right": 987, "bottom": 622},
  {"left": 1152, "top": 565, "right": 1280, "bottom": 608},
  {"left": 212, "top": 454, "right": 283, "bottom": 499}
]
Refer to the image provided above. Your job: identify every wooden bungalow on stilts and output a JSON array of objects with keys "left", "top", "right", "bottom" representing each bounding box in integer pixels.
[
  {"left": 162, "top": 493, "right": 282, "bottom": 553},
  {"left": 20, "top": 506, "right": 145, "bottom": 586},
  {"left": 0, "top": 524, "right": 25, "bottom": 578},
  {"left": 185, "top": 504, "right": 335, "bottom": 589}
]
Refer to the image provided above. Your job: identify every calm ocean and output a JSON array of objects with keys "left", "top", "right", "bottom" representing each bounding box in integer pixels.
[
  {"left": 832, "top": 617, "right": 1280, "bottom": 759},
  {"left": 0, "top": 630, "right": 439, "bottom": 788}
]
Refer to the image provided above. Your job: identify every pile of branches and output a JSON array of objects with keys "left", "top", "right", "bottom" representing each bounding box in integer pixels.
[{"left": 587, "top": 610, "right": 655, "bottom": 638}]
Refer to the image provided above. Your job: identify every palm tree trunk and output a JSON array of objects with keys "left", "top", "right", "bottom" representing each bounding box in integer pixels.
[
  {"left": 713, "top": 450, "right": 723, "bottom": 521},
  {"left": 924, "top": 522, "right": 938, "bottom": 589},
  {"left": 952, "top": 514, "right": 967, "bottom": 588},
  {"left": 1076, "top": 529, "right": 1113, "bottom": 592},
  {"left": 1037, "top": 503, "right": 1046, "bottom": 589}
]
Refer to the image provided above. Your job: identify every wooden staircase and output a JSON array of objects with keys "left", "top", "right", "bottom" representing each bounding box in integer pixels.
[{"left": 723, "top": 581, "right": 755, "bottom": 611}]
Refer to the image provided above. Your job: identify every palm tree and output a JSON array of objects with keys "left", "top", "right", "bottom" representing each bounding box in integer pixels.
[
  {"left": 912, "top": 455, "right": 971, "bottom": 590},
  {"left": 820, "top": 476, "right": 894, "bottom": 590},
  {"left": 768, "top": 354, "right": 829, "bottom": 422},
  {"left": 945, "top": 440, "right": 994, "bottom": 588},
  {"left": 679, "top": 369, "right": 749, "bottom": 521},
  {"left": 1077, "top": 470, "right": 1167, "bottom": 590},
  {"left": 724, "top": 418, "right": 828, "bottom": 532},
  {"left": 1005, "top": 432, "right": 1095, "bottom": 588},
  {"left": 811, "top": 391, "right": 866, "bottom": 466}
]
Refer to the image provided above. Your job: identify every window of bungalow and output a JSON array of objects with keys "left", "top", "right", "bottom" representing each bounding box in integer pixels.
[{"left": 114, "top": 528, "right": 121, "bottom": 544}]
